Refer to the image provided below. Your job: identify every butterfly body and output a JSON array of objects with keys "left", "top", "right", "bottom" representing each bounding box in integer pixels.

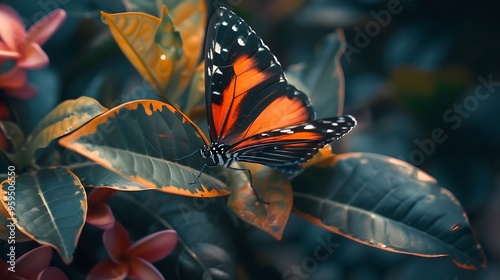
[
  {"left": 200, "top": 142, "right": 234, "bottom": 168},
  {"left": 200, "top": 7, "right": 357, "bottom": 176}
]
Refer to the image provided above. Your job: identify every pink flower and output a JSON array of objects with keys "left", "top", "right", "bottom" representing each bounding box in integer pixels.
[
  {"left": 86, "top": 188, "right": 117, "bottom": 230},
  {"left": 87, "top": 222, "right": 178, "bottom": 280},
  {"left": 0, "top": 5, "right": 66, "bottom": 99},
  {"left": 0, "top": 245, "right": 68, "bottom": 280}
]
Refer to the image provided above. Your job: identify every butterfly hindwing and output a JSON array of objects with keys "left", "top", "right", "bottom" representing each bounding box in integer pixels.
[
  {"left": 205, "top": 7, "right": 314, "bottom": 144},
  {"left": 230, "top": 115, "right": 357, "bottom": 173}
]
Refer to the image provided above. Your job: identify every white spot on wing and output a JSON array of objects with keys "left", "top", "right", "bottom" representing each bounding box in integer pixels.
[
  {"left": 280, "top": 129, "right": 294, "bottom": 134},
  {"left": 213, "top": 91, "right": 221, "bottom": 96},
  {"left": 304, "top": 124, "right": 316, "bottom": 130},
  {"left": 237, "top": 36, "right": 245, "bottom": 46},
  {"left": 215, "top": 42, "right": 222, "bottom": 54},
  {"left": 232, "top": 25, "right": 238, "bottom": 31}
]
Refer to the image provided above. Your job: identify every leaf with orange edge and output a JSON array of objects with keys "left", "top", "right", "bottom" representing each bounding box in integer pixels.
[
  {"left": 0, "top": 201, "right": 31, "bottom": 242},
  {"left": 227, "top": 163, "right": 293, "bottom": 240},
  {"left": 103, "top": 0, "right": 206, "bottom": 102},
  {"left": 27, "top": 96, "right": 107, "bottom": 160},
  {"left": 0, "top": 97, "right": 106, "bottom": 170},
  {"left": 59, "top": 100, "right": 229, "bottom": 198},
  {"left": 0, "top": 167, "right": 86, "bottom": 264},
  {"left": 291, "top": 152, "right": 487, "bottom": 270},
  {"left": 286, "top": 28, "right": 346, "bottom": 117}
]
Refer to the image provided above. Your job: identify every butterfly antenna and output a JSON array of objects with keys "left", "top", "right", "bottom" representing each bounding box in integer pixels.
[{"left": 173, "top": 149, "right": 200, "bottom": 162}]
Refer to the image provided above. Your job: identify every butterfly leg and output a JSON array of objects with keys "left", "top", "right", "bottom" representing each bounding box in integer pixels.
[
  {"left": 228, "top": 167, "right": 270, "bottom": 205},
  {"left": 189, "top": 163, "right": 219, "bottom": 185}
]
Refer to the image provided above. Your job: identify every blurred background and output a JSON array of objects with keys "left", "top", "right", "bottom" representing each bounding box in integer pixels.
[{"left": 1, "top": 0, "right": 499, "bottom": 279}]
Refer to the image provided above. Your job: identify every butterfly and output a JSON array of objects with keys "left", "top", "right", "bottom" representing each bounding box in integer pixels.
[{"left": 197, "top": 7, "right": 357, "bottom": 176}]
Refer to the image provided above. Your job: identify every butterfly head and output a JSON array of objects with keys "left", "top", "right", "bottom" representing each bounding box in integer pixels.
[
  {"left": 200, "top": 145, "right": 212, "bottom": 159},
  {"left": 200, "top": 142, "right": 233, "bottom": 167}
]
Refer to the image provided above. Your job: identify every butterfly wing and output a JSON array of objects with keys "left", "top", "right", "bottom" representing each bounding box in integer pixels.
[
  {"left": 229, "top": 115, "right": 357, "bottom": 173},
  {"left": 205, "top": 7, "right": 314, "bottom": 144}
]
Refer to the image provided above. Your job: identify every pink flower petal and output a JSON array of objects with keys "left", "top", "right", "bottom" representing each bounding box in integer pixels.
[
  {"left": 15, "top": 246, "right": 52, "bottom": 277},
  {"left": 0, "top": 4, "right": 26, "bottom": 51},
  {"left": 37, "top": 267, "right": 68, "bottom": 280},
  {"left": 103, "top": 222, "right": 131, "bottom": 263},
  {"left": 27, "top": 9, "right": 66, "bottom": 46},
  {"left": 86, "top": 202, "right": 116, "bottom": 231},
  {"left": 127, "top": 230, "right": 177, "bottom": 262},
  {"left": 5, "top": 84, "right": 37, "bottom": 99},
  {"left": 128, "top": 258, "right": 164, "bottom": 280},
  {"left": 18, "top": 42, "right": 49, "bottom": 69},
  {"left": 86, "top": 260, "right": 128, "bottom": 280},
  {"left": 0, "top": 65, "right": 26, "bottom": 88},
  {"left": 0, "top": 42, "right": 19, "bottom": 58}
]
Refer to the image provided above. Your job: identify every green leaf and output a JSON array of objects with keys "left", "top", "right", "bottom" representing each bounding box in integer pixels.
[
  {"left": 286, "top": 29, "right": 346, "bottom": 117},
  {"left": 292, "top": 152, "right": 486, "bottom": 270},
  {"left": 26, "top": 96, "right": 107, "bottom": 160},
  {"left": 63, "top": 151, "right": 153, "bottom": 190},
  {"left": 0, "top": 121, "right": 27, "bottom": 167},
  {"left": 0, "top": 167, "right": 87, "bottom": 264},
  {"left": 0, "top": 203, "right": 31, "bottom": 242},
  {"left": 59, "top": 100, "right": 230, "bottom": 197},
  {"left": 0, "top": 121, "right": 26, "bottom": 153},
  {"left": 227, "top": 163, "right": 293, "bottom": 240}
]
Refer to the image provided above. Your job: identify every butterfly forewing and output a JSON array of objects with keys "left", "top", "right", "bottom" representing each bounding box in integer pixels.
[{"left": 205, "top": 7, "right": 314, "bottom": 144}]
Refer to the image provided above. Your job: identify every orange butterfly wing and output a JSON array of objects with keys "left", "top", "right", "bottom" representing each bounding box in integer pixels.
[{"left": 205, "top": 8, "right": 314, "bottom": 144}]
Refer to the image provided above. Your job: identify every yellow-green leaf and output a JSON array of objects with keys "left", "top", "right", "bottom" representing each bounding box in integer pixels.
[
  {"left": 27, "top": 96, "right": 107, "bottom": 160},
  {"left": 102, "top": 1, "right": 206, "bottom": 102}
]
